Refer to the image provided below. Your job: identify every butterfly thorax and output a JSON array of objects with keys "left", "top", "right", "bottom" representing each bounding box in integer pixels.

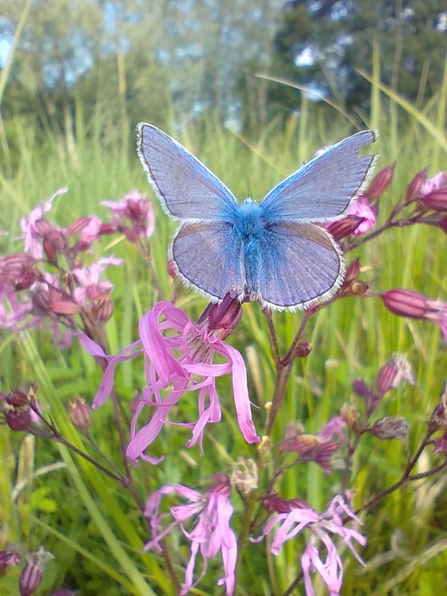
[{"left": 234, "top": 200, "right": 267, "bottom": 244}]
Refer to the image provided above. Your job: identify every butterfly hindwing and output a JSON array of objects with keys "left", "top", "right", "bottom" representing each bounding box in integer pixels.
[
  {"left": 137, "top": 123, "right": 239, "bottom": 221},
  {"left": 172, "top": 221, "right": 245, "bottom": 301},
  {"left": 260, "top": 130, "right": 377, "bottom": 224},
  {"left": 252, "top": 222, "right": 343, "bottom": 310}
]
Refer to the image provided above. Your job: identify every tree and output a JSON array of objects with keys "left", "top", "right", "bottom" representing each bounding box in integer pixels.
[{"left": 269, "top": 0, "right": 447, "bottom": 115}]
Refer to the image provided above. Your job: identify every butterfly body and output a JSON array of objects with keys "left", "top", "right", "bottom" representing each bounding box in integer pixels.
[{"left": 137, "top": 124, "right": 377, "bottom": 311}]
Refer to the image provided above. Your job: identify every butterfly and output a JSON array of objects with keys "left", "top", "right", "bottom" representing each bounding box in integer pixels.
[{"left": 137, "top": 124, "right": 377, "bottom": 311}]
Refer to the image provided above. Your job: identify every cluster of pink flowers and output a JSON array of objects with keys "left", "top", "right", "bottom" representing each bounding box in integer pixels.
[
  {"left": 0, "top": 189, "right": 154, "bottom": 345},
  {"left": 79, "top": 296, "right": 260, "bottom": 464}
]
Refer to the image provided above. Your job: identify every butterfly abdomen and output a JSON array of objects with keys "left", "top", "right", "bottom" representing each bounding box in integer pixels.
[{"left": 233, "top": 200, "right": 270, "bottom": 298}]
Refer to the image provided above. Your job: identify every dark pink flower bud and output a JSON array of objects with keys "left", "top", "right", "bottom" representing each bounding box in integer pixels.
[
  {"left": 50, "top": 300, "right": 81, "bottom": 315},
  {"left": 344, "top": 258, "right": 360, "bottom": 284},
  {"left": 68, "top": 398, "right": 92, "bottom": 432},
  {"left": 370, "top": 416, "right": 409, "bottom": 440},
  {"left": 167, "top": 260, "right": 177, "bottom": 279},
  {"left": 433, "top": 432, "right": 447, "bottom": 454},
  {"left": 32, "top": 288, "right": 53, "bottom": 312},
  {"left": 421, "top": 189, "right": 447, "bottom": 212},
  {"left": 0, "top": 549, "right": 21, "bottom": 569},
  {"left": 381, "top": 289, "right": 428, "bottom": 319},
  {"left": 200, "top": 293, "right": 242, "bottom": 339},
  {"left": 326, "top": 215, "right": 364, "bottom": 241},
  {"left": 99, "top": 222, "right": 118, "bottom": 235},
  {"left": 263, "top": 494, "right": 308, "bottom": 514},
  {"left": 33, "top": 219, "right": 54, "bottom": 237},
  {"left": 365, "top": 163, "right": 395, "bottom": 199},
  {"left": 122, "top": 226, "right": 139, "bottom": 243},
  {"left": 2, "top": 391, "right": 31, "bottom": 431},
  {"left": 429, "top": 385, "right": 447, "bottom": 432},
  {"left": 15, "top": 271, "right": 38, "bottom": 291},
  {"left": 406, "top": 168, "right": 428, "bottom": 201},
  {"left": 352, "top": 378, "right": 381, "bottom": 417},
  {"left": 67, "top": 217, "right": 91, "bottom": 236},
  {"left": 375, "top": 354, "right": 414, "bottom": 396},
  {"left": 42, "top": 236, "right": 58, "bottom": 265},
  {"left": 294, "top": 341, "right": 312, "bottom": 358},
  {"left": 7, "top": 390, "right": 28, "bottom": 407},
  {"left": 19, "top": 547, "right": 54, "bottom": 596}
]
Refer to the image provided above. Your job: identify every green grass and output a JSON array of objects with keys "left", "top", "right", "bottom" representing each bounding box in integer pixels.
[{"left": 1, "top": 67, "right": 447, "bottom": 595}]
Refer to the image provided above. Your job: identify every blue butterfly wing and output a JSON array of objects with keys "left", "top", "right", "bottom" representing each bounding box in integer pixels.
[
  {"left": 137, "top": 123, "right": 239, "bottom": 221},
  {"left": 172, "top": 222, "right": 245, "bottom": 301},
  {"left": 252, "top": 222, "right": 343, "bottom": 310},
  {"left": 260, "top": 130, "right": 377, "bottom": 223}
]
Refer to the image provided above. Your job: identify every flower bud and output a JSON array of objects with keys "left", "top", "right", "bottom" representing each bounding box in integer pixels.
[
  {"left": 231, "top": 458, "right": 258, "bottom": 495},
  {"left": 263, "top": 494, "right": 308, "bottom": 514},
  {"left": 99, "top": 222, "right": 118, "bottom": 235},
  {"left": 201, "top": 293, "right": 242, "bottom": 339},
  {"left": 433, "top": 432, "right": 447, "bottom": 454},
  {"left": 351, "top": 280, "right": 369, "bottom": 295},
  {"left": 0, "top": 549, "right": 21, "bottom": 569},
  {"left": 370, "top": 416, "right": 409, "bottom": 440},
  {"left": 406, "top": 168, "right": 428, "bottom": 201},
  {"left": 68, "top": 398, "right": 92, "bottom": 433},
  {"left": 326, "top": 215, "right": 364, "bottom": 241},
  {"left": 19, "top": 547, "right": 54, "bottom": 596},
  {"left": 67, "top": 217, "right": 91, "bottom": 236},
  {"left": 167, "top": 260, "right": 177, "bottom": 279},
  {"left": 421, "top": 189, "right": 447, "bottom": 212},
  {"left": 381, "top": 289, "right": 428, "bottom": 319},
  {"left": 340, "top": 403, "right": 363, "bottom": 433},
  {"left": 365, "top": 163, "right": 395, "bottom": 199},
  {"left": 15, "top": 271, "right": 38, "bottom": 291},
  {"left": 50, "top": 300, "right": 81, "bottom": 315},
  {"left": 1, "top": 391, "right": 31, "bottom": 431},
  {"left": 294, "top": 341, "right": 311, "bottom": 358},
  {"left": 375, "top": 354, "right": 414, "bottom": 396},
  {"left": 429, "top": 384, "right": 447, "bottom": 432},
  {"left": 344, "top": 258, "right": 360, "bottom": 284}
]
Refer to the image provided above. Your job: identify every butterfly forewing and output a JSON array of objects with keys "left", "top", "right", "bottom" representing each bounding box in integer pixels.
[
  {"left": 137, "top": 123, "right": 239, "bottom": 221},
  {"left": 254, "top": 223, "right": 343, "bottom": 310},
  {"left": 172, "top": 221, "right": 245, "bottom": 300},
  {"left": 260, "top": 130, "right": 377, "bottom": 224}
]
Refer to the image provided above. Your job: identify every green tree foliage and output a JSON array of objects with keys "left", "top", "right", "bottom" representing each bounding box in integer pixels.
[{"left": 270, "top": 0, "right": 447, "bottom": 115}]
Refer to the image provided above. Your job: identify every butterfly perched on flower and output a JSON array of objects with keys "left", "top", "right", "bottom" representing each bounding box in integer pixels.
[{"left": 137, "top": 124, "right": 376, "bottom": 311}]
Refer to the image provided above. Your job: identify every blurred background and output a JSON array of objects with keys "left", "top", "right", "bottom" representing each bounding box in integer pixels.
[{"left": 1, "top": 0, "right": 446, "bottom": 171}]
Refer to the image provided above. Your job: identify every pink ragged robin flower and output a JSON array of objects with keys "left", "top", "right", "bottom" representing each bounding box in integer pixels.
[
  {"left": 349, "top": 195, "right": 376, "bottom": 235},
  {"left": 420, "top": 172, "right": 447, "bottom": 198},
  {"left": 102, "top": 190, "right": 155, "bottom": 241},
  {"left": 145, "top": 475, "right": 237, "bottom": 596},
  {"left": 280, "top": 417, "right": 345, "bottom": 473},
  {"left": 20, "top": 189, "right": 68, "bottom": 259},
  {"left": 78, "top": 297, "right": 259, "bottom": 464},
  {"left": 252, "top": 494, "right": 366, "bottom": 596}
]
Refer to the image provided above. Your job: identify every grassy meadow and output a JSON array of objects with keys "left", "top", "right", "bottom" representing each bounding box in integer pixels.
[{"left": 1, "top": 55, "right": 447, "bottom": 595}]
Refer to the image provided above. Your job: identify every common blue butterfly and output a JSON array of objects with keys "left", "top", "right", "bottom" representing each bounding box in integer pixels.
[{"left": 137, "top": 124, "right": 377, "bottom": 311}]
